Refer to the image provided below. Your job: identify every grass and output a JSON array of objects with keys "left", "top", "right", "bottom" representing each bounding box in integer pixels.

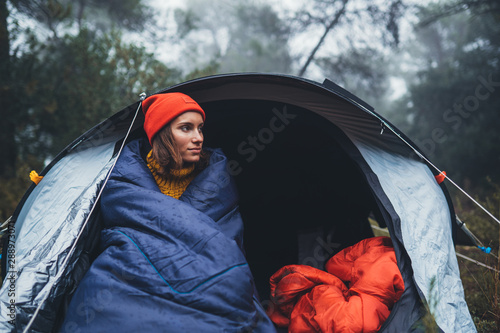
[
  {"left": 458, "top": 246, "right": 500, "bottom": 333},
  {"left": 454, "top": 180, "right": 500, "bottom": 332}
]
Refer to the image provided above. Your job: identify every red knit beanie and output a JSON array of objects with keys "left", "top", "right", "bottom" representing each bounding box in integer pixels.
[{"left": 142, "top": 92, "right": 206, "bottom": 144}]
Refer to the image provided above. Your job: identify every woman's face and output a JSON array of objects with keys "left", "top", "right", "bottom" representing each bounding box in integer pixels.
[{"left": 170, "top": 111, "right": 204, "bottom": 165}]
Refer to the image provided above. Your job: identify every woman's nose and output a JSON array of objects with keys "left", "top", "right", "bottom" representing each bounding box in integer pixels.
[{"left": 192, "top": 131, "right": 203, "bottom": 143}]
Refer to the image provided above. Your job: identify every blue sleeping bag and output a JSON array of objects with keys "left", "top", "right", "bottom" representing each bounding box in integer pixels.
[{"left": 61, "top": 138, "right": 276, "bottom": 332}]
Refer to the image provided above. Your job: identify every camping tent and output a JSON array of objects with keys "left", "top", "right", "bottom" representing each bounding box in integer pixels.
[{"left": 0, "top": 73, "right": 475, "bottom": 332}]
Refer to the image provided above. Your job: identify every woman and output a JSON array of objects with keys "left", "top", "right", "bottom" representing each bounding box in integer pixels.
[{"left": 61, "top": 93, "right": 276, "bottom": 332}]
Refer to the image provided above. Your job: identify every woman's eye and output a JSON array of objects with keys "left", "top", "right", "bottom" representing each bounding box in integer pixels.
[{"left": 181, "top": 125, "right": 189, "bottom": 131}]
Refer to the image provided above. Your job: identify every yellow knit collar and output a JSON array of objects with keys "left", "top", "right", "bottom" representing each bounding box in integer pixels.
[
  {"left": 146, "top": 150, "right": 197, "bottom": 199},
  {"left": 146, "top": 150, "right": 195, "bottom": 179},
  {"left": 169, "top": 164, "right": 196, "bottom": 178}
]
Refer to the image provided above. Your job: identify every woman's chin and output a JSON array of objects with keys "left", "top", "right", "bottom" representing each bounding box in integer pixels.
[{"left": 183, "top": 156, "right": 200, "bottom": 165}]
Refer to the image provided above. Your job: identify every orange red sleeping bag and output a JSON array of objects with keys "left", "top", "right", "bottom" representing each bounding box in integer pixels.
[{"left": 267, "top": 236, "right": 404, "bottom": 332}]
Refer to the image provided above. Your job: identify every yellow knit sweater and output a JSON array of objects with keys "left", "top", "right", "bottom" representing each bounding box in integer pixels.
[{"left": 146, "top": 150, "right": 197, "bottom": 199}]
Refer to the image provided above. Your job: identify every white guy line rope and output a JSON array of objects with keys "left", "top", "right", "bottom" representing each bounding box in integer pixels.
[{"left": 456, "top": 252, "right": 499, "bottom": 273}]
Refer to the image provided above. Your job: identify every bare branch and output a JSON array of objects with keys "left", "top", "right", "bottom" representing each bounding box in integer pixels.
[{"left": 298, "top": 0, "right": 349, "bottom": 77}]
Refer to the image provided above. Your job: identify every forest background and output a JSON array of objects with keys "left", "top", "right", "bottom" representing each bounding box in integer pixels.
[{"left": 0, "top": 0, "right": 499, "bottom": 331}]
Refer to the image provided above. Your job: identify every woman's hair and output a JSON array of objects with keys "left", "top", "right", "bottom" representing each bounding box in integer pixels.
[{"left": 151, "top": 124, "right": 210, "bottom": 178}]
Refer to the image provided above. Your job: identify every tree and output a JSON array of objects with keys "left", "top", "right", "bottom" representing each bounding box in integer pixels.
[
  {"left": 291, "top": 0, "right": 406, "bottom": 77},
  {"left": 389, "top": 1, "right": 500, "bottom": 186},
  {"left": 0, "top": 0, "right": 16, "bottom": 176},
  {"left": 173, "top": 0, "right": 293, "bottom": 74},
  {"left": 9, "top": 0, "right": 152, "bottom": 36},
  {"left": 14, "top": 28, "right": 181, "bottom": 160},
  {"left": 315, "top": 46, "right": 392, "bottom": 110},
  {"left": 0, "top": 0, "right": 178, "bottom": 175},
  {"left": 0, "top": 0, "right": 182, "bottom": 221},
  {"left": 218, "top": 3, "right": 292, "bottom": 73}
]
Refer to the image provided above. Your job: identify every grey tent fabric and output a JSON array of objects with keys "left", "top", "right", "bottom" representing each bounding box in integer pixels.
[
  {"left": 0, "top": 139, "right": 119, "bottom": 332},
  {"left": 356, "top": 142, "right": 475, "bottom": 332}
]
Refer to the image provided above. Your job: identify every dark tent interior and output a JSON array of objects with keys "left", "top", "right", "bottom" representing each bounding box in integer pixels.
[{"left": 201, "top": 99, "right": 384, "bottom": 300}]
